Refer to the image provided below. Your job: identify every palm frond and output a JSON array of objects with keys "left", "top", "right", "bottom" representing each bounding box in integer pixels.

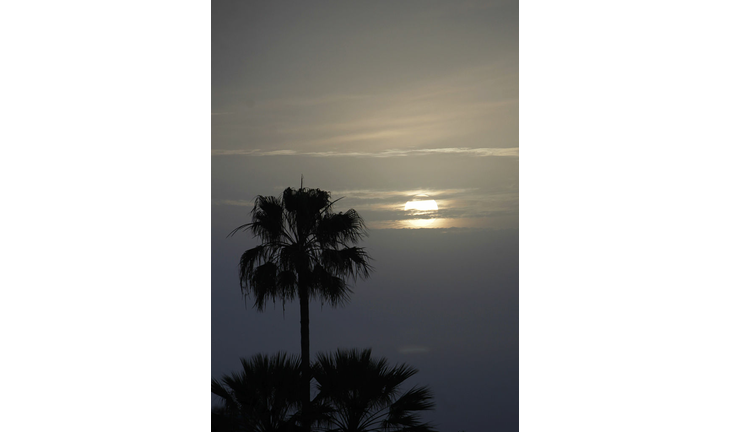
[
  {"left": 388, "top": 386, "right": 435, "bottom": 415},
  {"left": 382, "top": 394, "right": 435, "bottom": 429},
  {"left": 248, "top": 195, "right": 287, "bottom": 243},
  {"left": 213, "top": 353, "right": 303, "bottom": 432},
  {"left": 317, "top": 210, "right": 368, "bottom": 247},
  {"left": 238, "top": 245, "right": 269, "bottom": 285},
  {"left": 211, "top": 379, "right": 238, "bottom": 415},
  {"left": 277, "top": 269, "right": 298, "bottom": 293},
  {"left": 280, "top": 243, "right": 311, "bottom": 272},
  {"left": 311, "top": 265, "right": 352, "bottom": 307},
  {"left": 320, "top": 247, "right": 373, "bottom": 281},
  {"left": 312, "top": 349, "right": 435, "bottom": 432},
  {"left": 226, "top": 222, "right": 250, "bottom": 239}
]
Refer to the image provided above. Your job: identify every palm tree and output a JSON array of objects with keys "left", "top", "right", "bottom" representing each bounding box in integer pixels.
[
  {"left": 212, "top": 352, "right": 303, "bottom": 432},
  {"left": 229, "top": 185, "right": 373, "bottom": 431},
  {"left": 312, "top": 349, "right": 437, "bottom": 432}
]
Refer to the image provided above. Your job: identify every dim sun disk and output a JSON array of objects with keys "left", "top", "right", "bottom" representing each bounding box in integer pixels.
[
  {"left": 404, "top": 198, "right": 438, "bottom": 212},
  {"left": 404, "top": 195, "right": 439, "bottom": 228}
]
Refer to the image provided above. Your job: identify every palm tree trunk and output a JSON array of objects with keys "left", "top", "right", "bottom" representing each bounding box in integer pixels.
[{"left": 299, "top": 286, "right": 311, "bottom": 432}]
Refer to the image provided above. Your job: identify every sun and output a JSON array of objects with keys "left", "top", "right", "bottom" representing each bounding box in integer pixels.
[
  {"left": 403, "top": 194, "right": 439, "bottom": 228},
  {"left": 404, "top": 198, "right": 438, "bottom": 211}
]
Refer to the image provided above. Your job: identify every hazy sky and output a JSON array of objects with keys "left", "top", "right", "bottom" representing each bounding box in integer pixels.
[{"left": 212, "top": 1, "right": 519, "bottom": 430}]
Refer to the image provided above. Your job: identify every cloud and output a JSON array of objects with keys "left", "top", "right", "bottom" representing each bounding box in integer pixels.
[
  {"left": 212, "top": 63, "right": 517, "bottom": 153},
  {"left": 328, "top": 187, "right": 518, "bottom": 229},
  {"left": 212, "top": 186, "right": 518, "bottom": 229},
  {"left": 329, "top": 188, "right": 477, "bottom": 199},
  {"left": 211, "top": 147, "right": 518, "bottom": 158}
]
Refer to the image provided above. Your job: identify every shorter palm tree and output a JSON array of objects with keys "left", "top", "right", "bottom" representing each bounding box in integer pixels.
[
  {"left": 212, "top": 352, "right": 303, "bottom": 432},
  {"left": 312, "top": 349, "right": 437, "bottom": 432}
]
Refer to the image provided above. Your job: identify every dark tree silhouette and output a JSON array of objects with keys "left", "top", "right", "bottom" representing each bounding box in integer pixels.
[
  {"left": 212, "top": 351, "right": 436, "bottom": 432},
  {"left": 229, "top": 185, "right": 373, "bottom": 431},
  {"left": 212, "top": 352, "right": 303, "bottom": 432},
  {"left": 312, "top": 349, "right": 437, "bottom": 432}
]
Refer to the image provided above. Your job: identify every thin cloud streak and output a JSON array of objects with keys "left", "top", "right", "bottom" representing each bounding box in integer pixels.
[
  {"left": 211, "top": 147, "right": 518, "bottom": 158},
  {"left": 329, "top": 188, "right": 477, "bottom": 199},
  {"left": 213, "top": 63, "right": 517, "bottom": 153}
]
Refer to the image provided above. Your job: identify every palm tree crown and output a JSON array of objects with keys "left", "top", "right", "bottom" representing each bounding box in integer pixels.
[
  {"left": 312, "top": 349, "right": 437, "bottom": 432},
  {"left": 212, "top": 352, "right": 303, "bottom": 432},
  {"left": 229, "top": 187, "right": 372, "bottom": 311}
]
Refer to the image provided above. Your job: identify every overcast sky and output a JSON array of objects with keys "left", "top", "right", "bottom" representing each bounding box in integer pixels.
[{"left": 212, "top": 1, "right": 518, "bottom": 431}]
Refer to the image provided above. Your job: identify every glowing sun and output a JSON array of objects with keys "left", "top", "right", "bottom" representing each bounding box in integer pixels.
[{"left": 404, "top": 198, "right": 438, "bottom": 211}]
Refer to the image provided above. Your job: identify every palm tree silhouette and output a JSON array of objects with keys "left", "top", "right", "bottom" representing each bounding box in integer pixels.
[
  {"left": 229, "top": 185, "right": 373, "bottom": 431},
  {"left": 312, "top": 349, "right": 437, "bottom": 432},
  {"left": 212, "top": 352, "right": 303, "bottom": 432}
]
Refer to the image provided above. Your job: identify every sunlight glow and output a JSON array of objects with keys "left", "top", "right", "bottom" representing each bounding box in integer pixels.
[
  {"left": 404, "top": 199, "right": 438, "bottom": 211},
  {"left": 402, "top": 194, "right": 441, "bottom": 228},
  {"left": 408, "top": 219, "right": 437, "bottom": 228}
]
